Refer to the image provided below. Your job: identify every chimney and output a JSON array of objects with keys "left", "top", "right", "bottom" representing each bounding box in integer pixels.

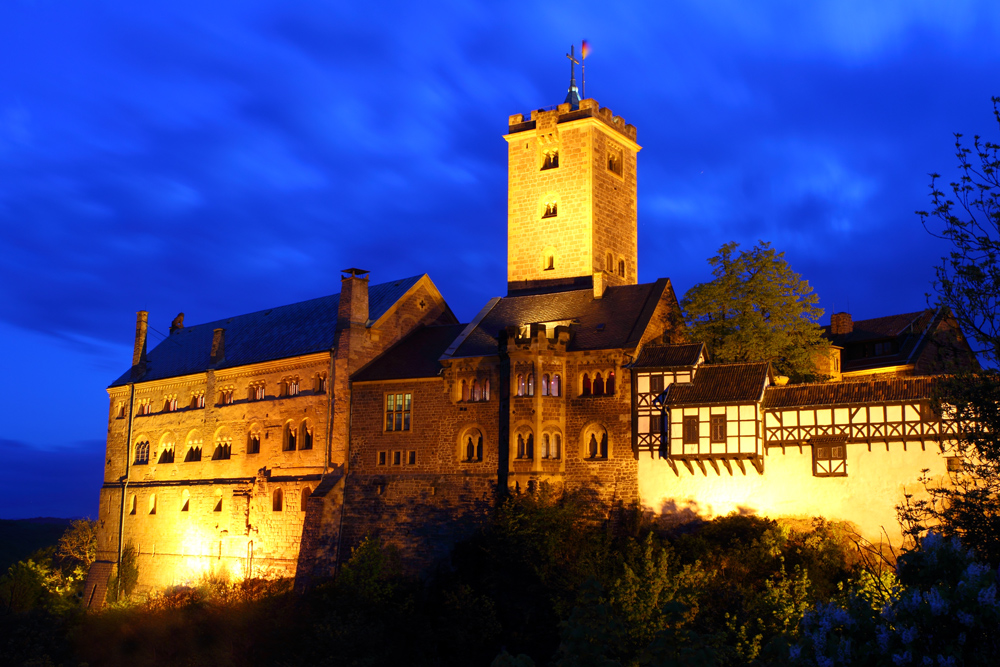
[
  {"left": 593, "top": 271, "right": 606, "bottom": 299},
  {"left": 831, "top": 312, "right": 853, "bottom": 336},
  {"left": 170, "top": 312, "right": 185, "bottom": 334},
  {"left": 339, "top": 268, "right": 370, "bottom": 328},
  {"left": 210, "top": 328, "right": 225, "bottom": 364},
  {"left": 132, "top": 311, "right": 148, "bottom": 376}
]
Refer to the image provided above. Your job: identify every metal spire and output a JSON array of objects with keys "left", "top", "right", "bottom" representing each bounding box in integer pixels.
[{"left": 565, "top": 45, "right": 581, "bottom": 109}]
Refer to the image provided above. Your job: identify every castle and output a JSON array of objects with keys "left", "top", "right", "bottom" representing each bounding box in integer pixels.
[{"left": 83, "top": 76, "right": 975, "bottom": 608}]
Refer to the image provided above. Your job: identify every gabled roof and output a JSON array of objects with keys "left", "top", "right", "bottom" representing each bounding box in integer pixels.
[
  {"left": 111, "top": 276, "right": 424, "bottom": 387},
  {"left": 447, "top": 279, "right": 671, "bottom": 358},
  {"left": 823, "top": 311, "right": 927, "bottom": 346},
  {"left": 823, "top": 308, "right": 969, "bottom": 374},
  {"left": 763, "top": 376, "right": 938, "bottom": 409},
  {"left": 663, "top": 362, "right": 771, "bottom": 406},
  {"left": 629, "top": 343, "right": 704, "bottom": 369},
  {"left": 352, "top": 324, "right": 467, "bottom": 383}
]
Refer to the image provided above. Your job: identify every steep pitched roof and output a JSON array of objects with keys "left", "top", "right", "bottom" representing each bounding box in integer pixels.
[
  {"left": 763, "top": 376, "right": 939, "bottom": 409},
  {"left": 823, "top": 308, "right": 964, "bottom": 374},
  {"left": 663, "top": 362, "right": 771, "bottom": 406},
  {"left": 352, "top": 324, "right": 467, "bottom": 383},
  {"left": 111, "top": 276, "right": 424, "bottom": 386},
  {"left": 629, "top": 343, "right": 704, "bottom": 369},
  {"left": 447, "top": 279, "right": 671, "bottom": 358}
]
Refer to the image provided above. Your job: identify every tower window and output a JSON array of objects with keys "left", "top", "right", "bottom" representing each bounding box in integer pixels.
[
  {"left": 607, "top": 252, "right": 613, "bottom": 272},
  {"left": 543, "top": 201, "right": 558, "bottom": 218},
  {"left": 608, "top": 146, "right": 623, "bottom": 176},
  {"left": 541, "top": 149, "right": 559, "bottom": 170},
  {"left": 618, "top": 260, "right": 625, "bottom": 277},
  {"left": 133, "top": 441, "right": 150, "bottom": 465},
  {"left": 544, "top": 253, "right": 554, "bottom": 270}
]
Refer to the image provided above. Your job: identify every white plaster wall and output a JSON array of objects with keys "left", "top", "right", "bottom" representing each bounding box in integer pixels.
[{"left": 638, "top": 441, "right": 948, "bottom": 543}]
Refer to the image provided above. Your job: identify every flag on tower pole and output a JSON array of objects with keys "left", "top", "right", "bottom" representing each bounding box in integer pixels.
[{"left": 581, "top": 40, "right": 589, "bottom": 98}]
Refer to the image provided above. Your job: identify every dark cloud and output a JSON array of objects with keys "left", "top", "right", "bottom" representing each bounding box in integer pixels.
[{"left": 2, "top": 0, "right": 1000, "bottom": 516}]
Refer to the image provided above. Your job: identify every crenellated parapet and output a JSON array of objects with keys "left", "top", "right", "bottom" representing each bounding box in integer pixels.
[{"left": 508, "top": 98, "right": 637, "bottom": 142}]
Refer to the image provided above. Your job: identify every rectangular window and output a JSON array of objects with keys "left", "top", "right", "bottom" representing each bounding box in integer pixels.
[
  {"left": 710, "top": 415, "right": 727, "bottom": 443},
  {"left": 407, "top": 451, "right": 416, "bottom": 465},
  {"left": 649, "top": 375, "right": 664, "bottom": 394},
  {"left": 946, "top": 456, "right": 962, "bottom": 473},
  {"left": 608, "top": 146, "right": 623, "bottom": 176},
  {"left": 682, "top": 416, "right": 699, "bottom": 444},
  {"left": 385, "top": 393, "right": 412, "bottom": 431},
  {"left": 648, "top": 414, "right": 663, "bottom": 435},
  {"left": 377, "top": 451, "right": 387, "bottom": 466},
  {"left": 813, "top": 441, "right": 847, "bottom": 477},
  {"left": 392, "top": 451, "right": 402, "bottom": 466}
]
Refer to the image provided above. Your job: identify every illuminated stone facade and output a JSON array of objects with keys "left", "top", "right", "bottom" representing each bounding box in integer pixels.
[{"left": 85, "top": 90, "right": 976, "bottom": 608}]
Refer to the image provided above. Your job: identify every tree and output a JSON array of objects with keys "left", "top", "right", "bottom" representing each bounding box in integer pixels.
[
  {"left": 681, "top": 241, "right": 830, "bottom": 382},
  {"left": 918, "top": 96, "right": 1000, "bottom": 366}
]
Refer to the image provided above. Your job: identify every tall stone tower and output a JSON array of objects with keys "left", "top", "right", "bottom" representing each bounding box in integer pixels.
[{"left": 504, "top": 88, "right": 640, "bottom": 295}]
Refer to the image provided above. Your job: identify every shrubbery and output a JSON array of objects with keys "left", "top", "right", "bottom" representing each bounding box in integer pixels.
[{"left": 5, "top": 496, "right": 997, "bottom": 666}]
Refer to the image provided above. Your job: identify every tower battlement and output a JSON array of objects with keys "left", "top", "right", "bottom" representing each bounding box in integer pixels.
[{"left": 507, "top": 98, "right": 637, "bottom": 142}]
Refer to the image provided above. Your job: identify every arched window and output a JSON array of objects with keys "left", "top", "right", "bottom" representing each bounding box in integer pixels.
[
  {"left": 526, "top": 434, "right": 534, "bottom": 460},
  {"left": 607, "top": 252, "right": 614, "bottom": 272},
  {"left": 517, "top": 434, "right": 526, "bottom": 459},
  {"left": 464, "top": 429, "right": 484, "bottom": 462},
  {"left": 552, "top": 375, "right": 561, "bottom": 397},
  {"left": 527, "top": 373, "right": 535, "bottom": 396},
  {"left": 247, "top": 427, "right": 261, "bottom": 455},
  {"left": 585, "top": 425, "right": 609, "bottom": 459},
  {"left": 181, "top": 489, "right": 190, "bottom": 512},
  {"left": 544, "top": 253, "right": 554, "bottom": 270},
  {"left": 554, "top": 434, "right": 562, "bottom": 459},
  {"left": 619, "top": 260, "right": 625, "bottom": 277},
  {"left": 158, "top": 434, "right": 175, "bottom": 464},
  {"left": 542, "top": 434, "right": 550, "bottom": 458},
  {"left": 134, "top": 441, "right": 150, "bottom": 465},
  {"left": 541, "top": 374, "right": 550, "bottom": 396},
  {"left": 473, "top": 380, "right": 482, "bottom": 402},
  {"left": 484, "top": 378, "right": 491, "bottom": 401},
  {"left": 212, "top": 435, "right": 232, "bottom": 460},
  {"left": 301, "top": 487, "right": 312, "bottom": 512},
  {"left": 273, "top": 488, "right": 283, "bottom": 512},
  {"left": 300, "top": 422, "right": 313, "bottom": 450},
  {"left": 184, "top": 445, "right": 202, "bottom": 462},
  {"left": 148, "top": 493, "right": 157, "bottom": 515},
  {"left": 593, "top": 373, "right": 605, "bottom": 396},
  {"left": 284, "top": 423, "right": 296, "bottom": 451},
  {"left": 461, "top": 379, "right": 469, "bottom": 402},
  {"left": 517, "top": 374, "right": 526, "bottom": 397},
  {"left": 582, "top": 373, "right": 592, "bottom": 396},
  {"left": 606, "top": 371, "right": 616, "bottom": 395}
]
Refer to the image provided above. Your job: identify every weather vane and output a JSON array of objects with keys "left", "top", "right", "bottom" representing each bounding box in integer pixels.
[{"left": 564, "top": 41, "right": 589, "bottom": 107}]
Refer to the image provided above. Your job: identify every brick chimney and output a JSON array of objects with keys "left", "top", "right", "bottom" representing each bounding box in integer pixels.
[
  {"left": 831, "top": 312, "right": 853, "bottom": 336},
  {"left": 132, "top": 311, "right": 148, "bottom": 377},
  {"left": 210, "top": 328, "right": 225, "bottom": 364},
  {"left": 339, "top": 268, "right": 370, "bottom": 328}
]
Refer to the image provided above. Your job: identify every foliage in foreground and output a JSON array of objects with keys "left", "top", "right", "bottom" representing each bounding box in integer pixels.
[{"left": 681, "top": 241, "right": 830, "bottom": 382}]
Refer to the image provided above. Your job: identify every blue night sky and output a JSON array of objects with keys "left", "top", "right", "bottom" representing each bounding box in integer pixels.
[{"left": 1, "top": 1, "right": 999, "bottom": 518}]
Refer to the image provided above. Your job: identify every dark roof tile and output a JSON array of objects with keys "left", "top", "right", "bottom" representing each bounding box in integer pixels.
[
  {"left": 112, "top": 276, "right": 424, "bottom": 386},
  {"left": 763, "top": 376, "right": 939, "bottom": 409},
  {"left": 450, "top": 279, "right": 669, "bottom": 358},
  {"left": 664, "top": 362, "right": 770, "bottom": 405},
  {"left": 630, "top": 343, "right": 704, "bottom": 369},
  {"left": 352, "top": 324, "right": 467, "bottom": 382}
]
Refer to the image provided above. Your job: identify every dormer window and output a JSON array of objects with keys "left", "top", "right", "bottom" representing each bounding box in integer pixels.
[{"left": 541, "top": 149, "right": 559, "bottom": 170}]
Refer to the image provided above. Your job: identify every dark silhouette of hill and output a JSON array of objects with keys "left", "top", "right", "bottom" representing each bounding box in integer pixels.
[{"left": 0, "top": 518, "right": 76, "bottom": 570}]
